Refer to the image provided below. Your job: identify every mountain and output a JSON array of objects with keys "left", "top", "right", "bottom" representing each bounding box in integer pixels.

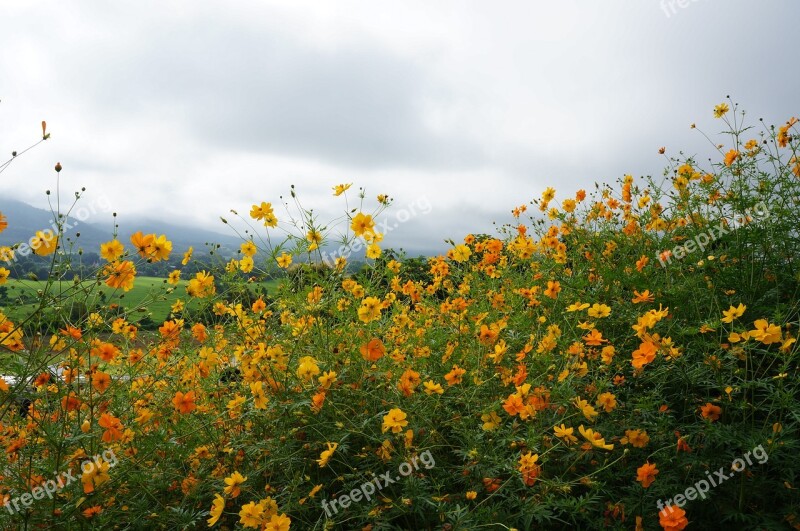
[{"left": 0, "top": 198, "right": 241, "bottom": 255}]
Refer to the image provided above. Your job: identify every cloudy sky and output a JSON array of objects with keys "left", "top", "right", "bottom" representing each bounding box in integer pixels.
[{"left": 1, "top": 1, "right": 797, "bottom": 255}]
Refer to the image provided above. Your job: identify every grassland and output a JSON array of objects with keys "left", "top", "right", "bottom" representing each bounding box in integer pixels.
[{"left": 0, "top": 276, "right": 280, "bottom": 325}]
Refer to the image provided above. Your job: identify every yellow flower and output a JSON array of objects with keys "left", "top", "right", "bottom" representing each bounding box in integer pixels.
[
  {"left": 382, "top": 407, "right": 409, "bottom": 433},
  {"left": 239, "top": 501, "right": 264, "bottom": 528},
  {"left": 579, "top": 425, "right": 614, "bottom": 450},
  {"left": 182, "top": 246, "right": 193, "bottom": 265},
  {"left": 241, "top": 241, "right": 257, "bottom": 257},
  {"left": 587, "top": 303, "right": 611, "bottom": 318},
  {"left": 250, "top": 381, "right": 269, "bottom": 409},
  {"left": 32, "top": 230, "right": 58, "bottom": 256},
  {"left": 187, "top": 271, "right": 216, "bottom": 298},
  {"left": 566, "top": 302, "right": 590, "bottom": 312},
  {"left": 167, "top": 270, "right": 181, "bottom": 285},
  {"left": 265, "top": 514, "right": 291, "bottom": 531},
  {"left": 251, "top": 202, "right": 278, "bottom": 227},
  {"left": 100, "top": 239, "right": 124, "bottom": 261},
  {"left": 239, "top": 255, "right": 254, "bottom": 273},
  {"left": 333, "top": 183, "right": 352, "bottom": 196},
  {"left": 0, "top": 246, "right": 14, "bottom": 262},
  {"left": 553, "top": 424, "right": 577, "bottom": 445},
  {"left": 207, "top": 494, "right": 225, "bottom": 526},
  {"left": 296, "top": 356, "right": 320, "bottom": 381},
  {"left": 306, "top": 229, "right": 322, "bottom": 251},
  {"left": 424, "top": 380, "right": 444, "bottom": 395},
  {"left": 366, "top": 243, "right": 382, "bottom": 259},
  {"left": 317, "top": 442, "right": 338, "bottom": 467},
  {"left": 481, "top": 411, "right": 502, "bottom": 431},
  {"left": 150, "top": 234, "right": 172, "bottom": 261},
  {"left": 450, "top": 244, "right": 472, "bottom": 263},
  {"left": 223, "top": 471, "right": 247, "bottom": 498},
  {"left": 0, "top": 267, "right": 9, "bottom": 285},
  {"left": 721, "top": 303, "right": 746, "bottom": 323},
  {"left": 276, "top": 253, "right": 292, "bottom": 268},
  {"left": 749, "top": 319, "right": 782, "bottom": 344},
  {"left": 573, "top": 397, "right": 598, "bottom": 421},
  {"left": 350, "top": 212, "right": 375, "bottom": 238},
  {"left": 357, "top": 296, "right": 382, "bottom": 323},
  {"left": 713, "top": 103, "right": 729, "bottom": 118}
]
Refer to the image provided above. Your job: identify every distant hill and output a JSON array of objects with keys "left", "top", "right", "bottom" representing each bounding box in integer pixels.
[{"left": 0, "top": 198, "right": 241, "bottom": 255}]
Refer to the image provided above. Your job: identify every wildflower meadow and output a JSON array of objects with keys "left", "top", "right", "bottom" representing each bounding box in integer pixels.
[{"left": 1, "top": 102, "right": 799, "bottom": 530}]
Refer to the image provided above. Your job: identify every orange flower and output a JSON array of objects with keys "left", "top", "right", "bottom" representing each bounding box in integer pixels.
[
  {"left": 173, "top": 390, "right": 197, "bottom": 414},
  {"left": 98, "top": 413, "right": 123, "bottom": 442},
  {"left": 631, "top": 340, "right": 658, "bottom": 369},
  {"left": 360, "top": 338, "right": 386, "bottom": 362},
  {"left": 658, "top": 505, "right": 688, "bottom": 530},
  {"left": 91, "top": 372, "right": 111, "bottom": 393},
  {"left": 92, "top": 341, "right": 120, "bottom": 362},
  {"left": 723, "top": 149, "right": 740, "bottom": 167},
  {"left": 444, "top": 365, "right": 466, "bottom": 386},
  {"left": 675, "top": 431, "right": 692, "bottom": 453},
  {"left": 130, "top": 231, "right": 155, "bottom": 258},
  {"left": 502, "top": 394, "right": 525, "bottom": 416},
  {"left": 636, "top": 462, "right": 659, "bottom": 488},
  {"left": 544, "top": 280, "right": 561, "bottom": 299},
  {"left": 0, "top": 212, "right": 6, "bottom": 234},
  {"left": 104, "top": 260, "right": 137, "bottom": 291},
  {"left": 700, "top": 402, "right": 722, "bottom": 421},
  {"left": 82, "top": 506, "right": 102, "bottom": 518},
  {"left": 632, "top": 290, "right": 655, "bottom": 304}
]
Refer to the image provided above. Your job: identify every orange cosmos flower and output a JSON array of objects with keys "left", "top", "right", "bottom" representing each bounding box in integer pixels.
[
  {"left": 91, "top": 371, "right": 111, "bottom": 393},
  {"left": 723, "top": 149, "right": 740, "bottom": 167},
  {"left": 636, "top": 462, "right": 659, "bottom": 488},
  {"left": 360, "top": 338, "right": 386, "bottom": 361},
  {"left": 130, "top": 231, "right": 155, "bottom": 258},
  {"left": 444, "top": 365, "right": 466, "bottom": 386},
  {"left": 502, "top": 394, "right": 525, "bottom": 416},
  {"left": 104, "top": 260, "right": 137, "bottom": 291},
  {"left": 173, "top": 390, "right": 197, "bottom": 414},
  {"left": 658, "top": 505, "right": 688, "bottom": 530},
  {"left": 632, "top": 290, "right": 655, "bottom": 304},
  {"left": 700, "top": 402, "right": 722, "bottom": 421},
  {"left": 631, "top": 340, "right": 658, "bottom": 369},
  {"left": 98, "top": 413, "right": 123, "bottom": 442}
]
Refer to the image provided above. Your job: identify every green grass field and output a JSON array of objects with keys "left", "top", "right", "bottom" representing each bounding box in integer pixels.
[{"left": 1, "top": 276, "right": 280, "bottom": 326}]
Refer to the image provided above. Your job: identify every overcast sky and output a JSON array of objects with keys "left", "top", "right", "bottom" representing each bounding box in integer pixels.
[{"left": 1, "top": 1, "right": 798, "bottom": 254}]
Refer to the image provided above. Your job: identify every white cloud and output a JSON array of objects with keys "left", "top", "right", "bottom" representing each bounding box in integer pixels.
[{"left": 0, "top": 0, "right": 796, "bottom": 255}]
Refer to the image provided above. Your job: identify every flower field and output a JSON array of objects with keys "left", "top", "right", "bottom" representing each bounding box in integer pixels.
[{"left": 1, "top": 103, "right": 799, "bottom": 530}]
